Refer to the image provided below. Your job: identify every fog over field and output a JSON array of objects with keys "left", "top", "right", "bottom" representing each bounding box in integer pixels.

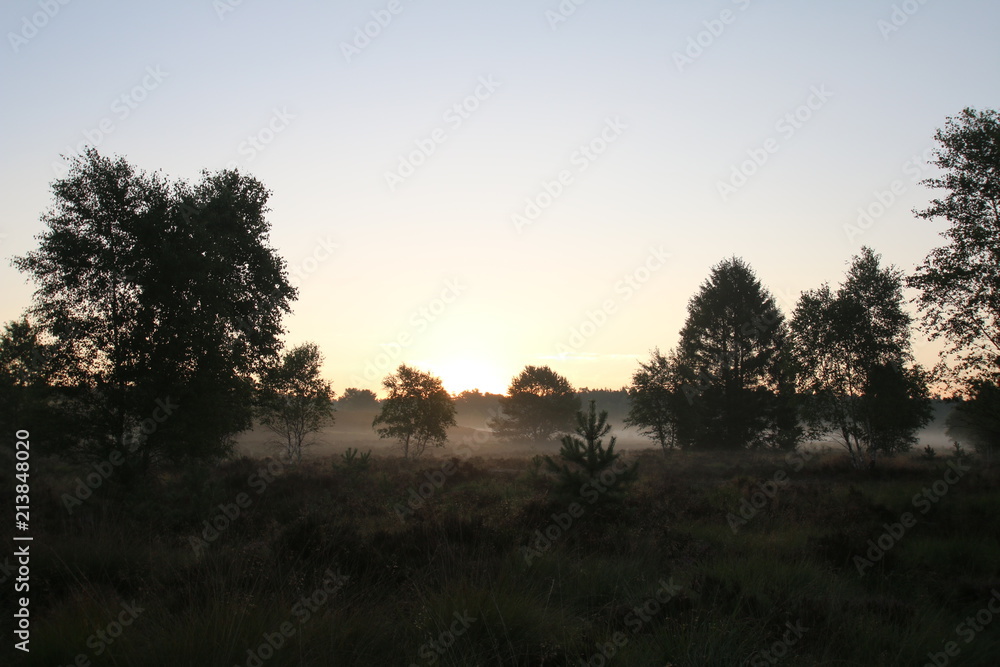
[{"left": 236, "top": 399, "right": 961, "bottom": 461}]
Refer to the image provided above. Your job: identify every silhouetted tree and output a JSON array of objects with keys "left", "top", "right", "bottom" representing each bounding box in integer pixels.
[
  {"left": 677, "top": 257, "right": 794, "bottom": 449},
  {"left": 0, "top": 319, "right": 54, "bottom": 438},
  {"left": 578, "top": 387, "right": 630, "bottom": 425},
  {"left": 907, "top": 108, "right": 999, "bottom": 461},
  {"left": 863, "top": 361, "right": 933, "bottom": 458},
  {"left": 373, "top": 364, "right": 456, "bottom": 459},
  {"left": 258, "top": 342, "right": 335, "bottom": 464},
  {"left": 767, "top": 357, "right": 805, "bottom": 451},
  {"left": 545, "top": 400, "right": 636, "bottom": 504},
  {"left": 908, "top": 108, "right": 1000, "bottom": 386},
  {"left": 489, "top": 365, "right": 580, "bottom": 441},
  {"left": 338, "top": 387, "right": 380, "bottom": 410},
  {"left": 453, "top": 389, "right": 503, "bottom": 428},
  {"left": 791, "top": 247, "right": 931, "bottom": 468},
  {"left": 0, "top": 317, "right": 108, "bottom": 457},
  {"left": 13, "top": 148, "right": 296, "bottom": 475},
  {"left": 625, "top": 348, "right": 687, "bottom": 452},
  {"left": 947, "top": 380, "right": 1000, "bottom": 467}
]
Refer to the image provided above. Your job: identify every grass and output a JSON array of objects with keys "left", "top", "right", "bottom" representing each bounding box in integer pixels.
[{"left": 4, "top": 446, "right": 1000, "bottom": 666}]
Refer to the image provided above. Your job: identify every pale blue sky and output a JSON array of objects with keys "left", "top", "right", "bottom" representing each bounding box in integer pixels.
[{"left": 2, "top": 0, "right": 998, "bottom": 394}]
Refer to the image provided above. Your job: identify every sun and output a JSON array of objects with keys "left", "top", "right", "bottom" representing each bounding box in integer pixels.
[{"left": 418, "top": 357, "right": 509, "bottom": 396}]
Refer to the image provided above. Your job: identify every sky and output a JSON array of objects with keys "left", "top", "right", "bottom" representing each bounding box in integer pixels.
[{"left": 1, "top": 0, "right": 998, "bottom": 396}]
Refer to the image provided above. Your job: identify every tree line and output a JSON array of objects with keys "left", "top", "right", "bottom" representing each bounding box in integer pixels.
[
  {"left": 622, "top": 108, "right": 999, "bottom": 467},
  {"left": 1, "top": 108, "right": 997, "bottom": 474}
]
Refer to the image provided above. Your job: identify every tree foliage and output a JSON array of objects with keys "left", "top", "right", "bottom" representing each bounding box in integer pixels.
[
  {"left": 908, "top": 107, "right": 1000, "bottom": 385},
  {"left": 947, "top": 379, "right": 1000, "bottom": 467},
  {"left": 338, "top": 387, "right": 380, "bottom": 410},
  {"left": 625, "top": 348, "right": 686, "bottom": 452},
  {"left": 545, "top": 400, "right": 636, "bottom": 504},
  {"left": 452, "top": 389, "right": 503, "bottom": 428},
  {"left": 489, "top": 365, "right": 579, "bottom": 441},
  {"left": 676, "top": 257, "right": 795, "bottom": 449},
  {"left": 373, "top": 364, "right": 456, "bottom": 459},
  {"left": 258, "top": 342, "right": 335, "bottom": 464},
  {"left": 12, "top": 148, "right": 295, "bottom": 474},
  {"left": 0, "top": 319, "right": 56, "bottom": 439},
  {"left": 791, "top": 247, "right": 931, "bottom": 468}
]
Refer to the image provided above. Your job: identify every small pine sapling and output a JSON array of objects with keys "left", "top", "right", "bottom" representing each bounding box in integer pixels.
[{"left": 545, "top": 400, "right": 636, "bottom": 504}]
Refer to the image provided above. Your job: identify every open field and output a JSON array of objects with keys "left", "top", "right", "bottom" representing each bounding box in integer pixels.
[{"left": 5, "top": 438, "right": 999, "bottom": 666}]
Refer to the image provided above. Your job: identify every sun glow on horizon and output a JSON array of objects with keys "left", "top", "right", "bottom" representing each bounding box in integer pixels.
[{"left": 414, "top": 357, "right": 509, "bottom": 396}]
